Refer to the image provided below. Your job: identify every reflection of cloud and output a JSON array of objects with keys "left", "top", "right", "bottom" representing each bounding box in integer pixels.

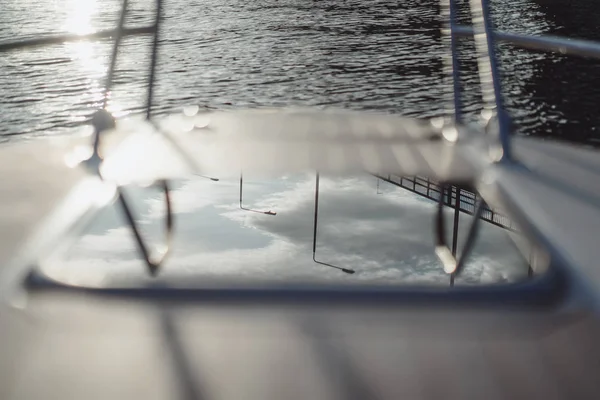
[
  {"left": 145, "top": 178, "right": 236, "bottom": 218},
  {"left": 77, "top": 228, "right": 135, "bottom": 255},
  {"left": 46, "top": 174, "right": 531, "bottom": 287},
  {"left": 221, "top": 175, "right": 528, "bottom": 284}
]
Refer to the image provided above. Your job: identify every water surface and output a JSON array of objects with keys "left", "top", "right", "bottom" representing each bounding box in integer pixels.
[{"left": 2, "top": 0, "right": 599, "bottom": 145}]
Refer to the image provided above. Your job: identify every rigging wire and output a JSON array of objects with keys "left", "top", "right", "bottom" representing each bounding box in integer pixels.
[
  {"left": 146, "top": 0, "right": 164, "bottom": 120},
  {"left": 467, "top": 0, "right": 512, "bottom": 160},
  {"left": 103, "top": 0, "right": 130, "bottom": 110},
  {"left": 440, "top": 0, "right": 463, "bottom": 124}
]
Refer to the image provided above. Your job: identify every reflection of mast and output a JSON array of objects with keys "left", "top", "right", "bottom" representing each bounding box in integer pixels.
[
  {"left": 239, "top": 173, "right": 277, "bottom": 216},
  {"left": 312, "top": 172, "right": 356, "bottom": 275}
]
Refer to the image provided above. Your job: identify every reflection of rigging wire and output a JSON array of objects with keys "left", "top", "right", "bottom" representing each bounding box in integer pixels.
[
  {"left": 195, "top": 174, "right": 219, "bottom": 182},
  {"left": 239, "top": 174, "right": 277, "bottom": 216},
  {"left": 435, "top": 184, "right": 484, "bottom": 281},
  {"left": 117, "top": 180, "right": 173, "bottom": 277},
  {"left": 312, "top": 173, "right": 356, "bottom": 275}
]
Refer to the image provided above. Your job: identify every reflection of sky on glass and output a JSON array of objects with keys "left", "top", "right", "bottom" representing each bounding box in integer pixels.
[{"left": 45, "top": 174, "right": 531, "bottom": 288}]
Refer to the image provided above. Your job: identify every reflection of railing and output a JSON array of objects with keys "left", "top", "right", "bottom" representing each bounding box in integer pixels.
[{"left": 375, "top": 175, "right": 517, "bottom": 232}]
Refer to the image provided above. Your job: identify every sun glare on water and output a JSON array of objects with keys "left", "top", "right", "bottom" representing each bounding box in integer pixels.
[
  {"left": 63, "top": 0, "right": 98, "bottom": 36},
  {"left": 62, "top": 0, "right": 129, "bottom": 118}
]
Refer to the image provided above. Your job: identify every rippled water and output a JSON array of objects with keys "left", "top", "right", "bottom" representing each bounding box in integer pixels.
[{"left": 2, "top": 0, "right": 599, "bottom": 144}]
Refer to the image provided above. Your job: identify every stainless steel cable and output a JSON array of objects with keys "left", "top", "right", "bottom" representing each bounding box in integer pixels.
[
  {"left": 145, "top": 0, "right": 164, "bottom": 120},
  {"left": 103, "top": 0, "right": 130, "bottom": 109},
  {"left": 467, "top": 0, "right": 512, "bottom": 160},
  {"left": 440, "top": 0, "right": 463, "bottom": 124}
]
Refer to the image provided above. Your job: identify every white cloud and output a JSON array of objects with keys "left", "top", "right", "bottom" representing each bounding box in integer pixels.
[{"left": 44, "top": 174, "right": 532, "bottom": 288}]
